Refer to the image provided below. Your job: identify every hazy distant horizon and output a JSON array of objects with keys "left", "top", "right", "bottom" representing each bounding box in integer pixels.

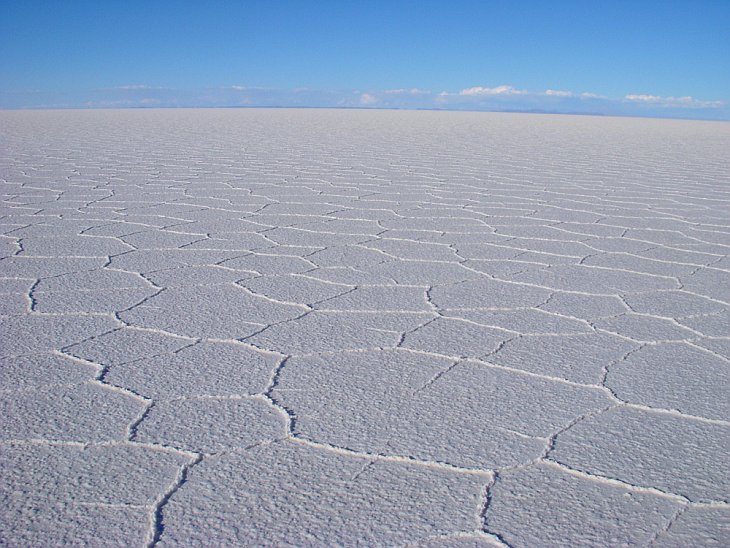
[{"left": 4, "top": 103, "right": 729, "bottom": 124}]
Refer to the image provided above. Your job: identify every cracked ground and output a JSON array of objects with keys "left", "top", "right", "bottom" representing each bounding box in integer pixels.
[{"left": 1, "top": 109, "right": 728, "bottom": 546}]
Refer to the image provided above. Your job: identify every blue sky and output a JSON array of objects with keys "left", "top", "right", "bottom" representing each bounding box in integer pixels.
[{"left": 1, "top": 0, "right": 728, "bottom": 119}]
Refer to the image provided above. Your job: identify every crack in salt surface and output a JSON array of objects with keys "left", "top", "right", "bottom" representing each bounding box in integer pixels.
[
  {"left": 261, "top": 359, "right": 494, "bottom": 475},
  {"left": 146, "top": 453, "right": 203, "bottom": 547}
]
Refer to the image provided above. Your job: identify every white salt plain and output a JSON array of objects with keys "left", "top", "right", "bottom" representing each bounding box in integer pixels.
[{"left": 0, "top": 108, "right": 729, "bottom": 546}]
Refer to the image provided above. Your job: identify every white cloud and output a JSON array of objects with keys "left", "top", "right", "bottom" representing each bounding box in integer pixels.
[
  {"left": 115, "top": 84, "right": 164, "bottom": 90},
  {"left": 624, "top": 94, "right": 663, "bottom": 103},
  {"left": 625, "top": 94, "right": 724, "bottom": 108},
  {"left": 459, "top": 85, "right": 526, "bottom": 96},
  {"left": 384, "top": 88, "right": 430, "bottom": 95},
  {"left": 359, "top": 93, "right": 378, "bottom": 105},
  {"left": 544, "top": 89, "right": 573, "bottom": 97},
  {"left": 434, "top": 92, "right": 449, "bottom": 104},
  {"left": 225, "top": 85, "right": 273, "bottom": 91},
  {"left": 580, "top": 92, "right": 607, "bottom": 99}
]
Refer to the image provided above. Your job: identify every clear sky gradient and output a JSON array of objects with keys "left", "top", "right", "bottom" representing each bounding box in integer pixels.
[{"left": 2, "top": 0, "right": 728, "bottom": 119}]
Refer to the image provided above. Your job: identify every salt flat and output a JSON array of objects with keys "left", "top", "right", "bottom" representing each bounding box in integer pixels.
[{"left": 1, "top": 108, "right": 729, "bottom": 546}]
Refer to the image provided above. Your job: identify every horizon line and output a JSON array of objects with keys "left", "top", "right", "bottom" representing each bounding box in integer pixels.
[{"left": 1, "top": 104, "right": 728, "bottom": 123}]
